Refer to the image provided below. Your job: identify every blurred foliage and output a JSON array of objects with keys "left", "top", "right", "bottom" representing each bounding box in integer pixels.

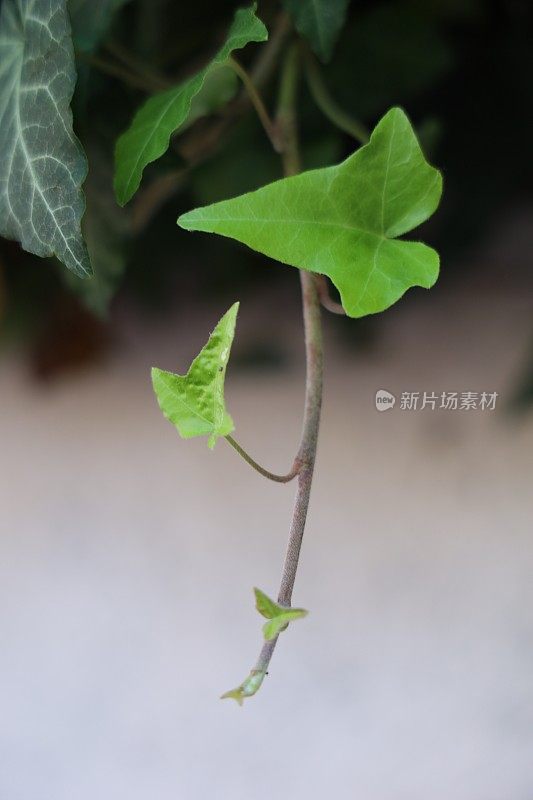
[
  {"left": 69, "top": 0, "right": 132, "bottom": 53},
  {"left": 64, "top": 146, "right": 131, "bottom": 316},
  {"left": 282, "top": 0, "right": 351, "bottom": 62},
  {"left": 1, "top": 0, "right": 532, "bottom": 382}
]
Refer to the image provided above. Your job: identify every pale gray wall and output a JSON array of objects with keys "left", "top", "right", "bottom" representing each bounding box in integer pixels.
[{"left": 1, "top": 276, "right": 533, "bottom": 799}]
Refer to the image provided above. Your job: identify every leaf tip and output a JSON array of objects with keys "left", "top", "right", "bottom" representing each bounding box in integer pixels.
[
  {"left": 253, "top": 587, "right": 279, "bottom": 619},
  {"left": 65, "top": 241, "right": 93, "bottom": 279},
  {"left": 150, "top": 365, "right": 162, "bottom": 386},
  {"left": 113, "top": 184, "right": 127, "bottom": 208},
  {"left": 227, "top": 300, "right": 240, "bottom": 320},
  {"left": 220, "top": 689, "right": 244, "bottom": 706},
  {"left": 176, "top": 210, "right": 195, "bottom": 231},
  {"left": 221, "top": 669, "right": 266, "bottom": 704},
  {"left": 76, "top": 261, "right": 93, "bottom": 280},
  {"left": 112, "top": 162, "right": 127, "bottom": 209}
]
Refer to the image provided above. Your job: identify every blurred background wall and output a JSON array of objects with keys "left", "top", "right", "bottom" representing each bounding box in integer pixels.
[{"left": 1, "top": 0, "right": 533, "bottom": 797}]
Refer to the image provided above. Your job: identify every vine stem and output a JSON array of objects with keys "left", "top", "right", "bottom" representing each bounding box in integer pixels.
[
  {"left": 105, "top": 38, "right": 172, "bottom": 90},
  {"left": 225, "top": 435, "right": 299, "bottom": 483},
  {"left": 75, "top": 50, "right": 168, "bottom": 93},
  {"left": 250, "top": 42, "right": 324, "bottom": 683},
  {"left": 303, "top": 47, "right": 369, "bottom": 145},
  {"left": 228, "top": 57, "right": 282, "bottom": 152}
]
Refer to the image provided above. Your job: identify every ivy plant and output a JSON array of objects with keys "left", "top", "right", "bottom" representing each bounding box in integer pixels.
[{"left": 0, "top": 0, "right": 442, "bottom": 703}]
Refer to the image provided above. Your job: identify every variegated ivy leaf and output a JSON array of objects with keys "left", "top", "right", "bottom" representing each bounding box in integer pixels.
[
  {"left": 0, "top": 0, "right": 91, "bottom": 277},
  {"left": 254, "top": 588, "right": 308, "bottom": 641},
  {"left": 178, "top": 107, "right": 443, "bottom": 318},
  {"left": 114, "top": 4, "right": 268, "bottom": 205},
  {"left": 63, "top": 146, "right": 129, "bottom": 315},
  {"left": 151, "top": 302, "right": 238, "bottom": 449}
]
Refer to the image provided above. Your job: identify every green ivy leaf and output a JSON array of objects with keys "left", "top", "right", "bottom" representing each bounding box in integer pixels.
[
  {"left": 151, "top": 302, "right": 239, "bottom": 449},
  {"left": 221, "top": 669, "right": 266, "bottom": 705},
  {"left": 114, "top": 4, "right": 268, "bottom": 206},
  {"left": 0, "top": 0, "right": 91, "bottom": 277},
  {"left": 283, "top": 0, "right": 350, "bottom": 62},
  {"left": 185, "top": 65, "right": 238, "bottom": 132},
  {"left": 178, "top": 107, "right": 442, "bottom": 318},
  {"left": 254, "top": 588, "right": 308, "bottom": 641}
]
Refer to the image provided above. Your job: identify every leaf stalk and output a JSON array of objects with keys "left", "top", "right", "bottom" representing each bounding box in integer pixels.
[
  {"left": 76, "top": 50, "right": 169, "bottom": 93},
  {"left": 303, "top": 48, "right": 369, "bottom": 144},
  {"left": 225, "top": 435, "right": 299, "bottom": 483},
  {"left": 228, "top": 57, "right": 282, "bottom": 152},
  {"left": 315, "top": 274, "right": 346, "bottom": 315}
]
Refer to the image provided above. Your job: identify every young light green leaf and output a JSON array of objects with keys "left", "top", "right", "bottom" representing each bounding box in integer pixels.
[
  {"left": 221, "top": 669, "right": 266, "bottom": 705},
  {"left": 114, "top": 4, "right": 268, "bottom": 206},
  {"left": 283, "top": 0, "right": 350, "bottom": 62},
  {"left": 254, "top": 587, "right": 283, "bottom": 619},
  {"left": 262, "top": 611, "right": 307, "bottom": 641},
  {"left": 152, "top": 302, "right": 239, "bottom": 449},
  {"left": 254, "top": 588, "right": 308, "bottom": 641},
  {"left": 178, "top": 107, "right": 442, "bottom": 318},
  {"left": 0, "top": 0, "right": 91, "bottom": 277}
]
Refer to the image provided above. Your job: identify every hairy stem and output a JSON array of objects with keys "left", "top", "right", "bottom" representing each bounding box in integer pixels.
[
  {"left": 279, "top": 270, "right": 323, "bottom": 603},
  {"left": 277, "top": 43, "right": 302, "bottom": 175},
  {"left": 225, "top": 435, "right": 299, "bottom": 483},
  {"left": 253, "top": 270, "right": 322, "bottom": 679},
  {"left": 250, "top": 42, "right": 324, "bottom": 683}
]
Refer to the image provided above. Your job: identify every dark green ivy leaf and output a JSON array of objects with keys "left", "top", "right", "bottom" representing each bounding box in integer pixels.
[
  {"left": 283, "top": 0, "right": 351, "bottom": 62},
  {"left": 63, "top": 147, "right": 129, "bottom": 315},
  {"left": 0, "top": 0, "right": 91, "bottom": 277},
  {"left": 114, "top": 4, "right": 268, "bottom": 205}
]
